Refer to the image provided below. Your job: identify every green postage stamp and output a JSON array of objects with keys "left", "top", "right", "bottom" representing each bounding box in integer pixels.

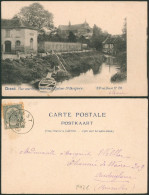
[{"left": 3, "top": 103, "right": 25, "bottom": 129}]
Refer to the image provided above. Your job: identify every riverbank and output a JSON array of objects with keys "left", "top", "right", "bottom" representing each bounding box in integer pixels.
[
  {"left": 2, "top": 51, "right": 104, "bottom": 84},
  {"left": 111, "top": 52, "right": 127, "bottom": 83}
]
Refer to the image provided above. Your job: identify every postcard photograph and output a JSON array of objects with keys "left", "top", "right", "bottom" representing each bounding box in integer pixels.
[{"left": 1, "top": 1, "right": 147, "bottom": 96}]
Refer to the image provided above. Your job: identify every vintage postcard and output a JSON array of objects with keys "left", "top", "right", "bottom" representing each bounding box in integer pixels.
[
  {"left": 1, "top": 99, "right": 148, "bottom": 194},
  {"left": 1, "top": 1, "right": 147, "bottom": 96}
]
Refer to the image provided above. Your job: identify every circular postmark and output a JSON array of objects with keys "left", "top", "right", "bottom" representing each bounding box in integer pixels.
[{"left": 9, "top": 109, "right": 34, "bottom": 134}]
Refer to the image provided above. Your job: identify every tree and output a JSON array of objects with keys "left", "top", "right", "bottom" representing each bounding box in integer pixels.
[
  {"left": 122, "top": 18, "right": 127, "bottom": 38},
  {"left": 114, "top": 18, "right": 127, "bottom": 68},
  {"left": 13, "top": 3, "right": 54, "bottom": 30},
  {"left": 92, "top": 24, "right": 102, "bottom": 37},
  {"left": 68, "top": 31, "right": 77, "bottom": 42},
  {"left": 89, "top": 24, "right": 111, "bottom": 51},
  {"left": 115, "top": 18, "right": 127, "bottom": 54},
  {"left": 90, "top": 25, "right": 104, "bottom": 51}
]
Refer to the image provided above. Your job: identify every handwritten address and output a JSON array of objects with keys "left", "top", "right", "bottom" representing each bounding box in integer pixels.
[{"left": 19, "top": 147, "right": 145, "bottom": 192}]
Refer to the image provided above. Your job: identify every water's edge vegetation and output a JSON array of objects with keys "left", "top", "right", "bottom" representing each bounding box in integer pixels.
[
  {"left": 111, "top": 52, "right": 127, "bottom": 83},
  {"left": 2, "top": 52, "right": 103, "bottom": 84},
  {"left": 2, "top": 51, "right": 126, "bottom": 85}
]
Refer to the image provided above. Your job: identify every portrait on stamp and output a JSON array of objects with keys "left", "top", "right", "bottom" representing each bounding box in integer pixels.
[
  {"left": 3, "top": 104, "right": 23, "bottom": 129},
  {"left": 3, "top": 103, "right": 34, "bottom": 134}
]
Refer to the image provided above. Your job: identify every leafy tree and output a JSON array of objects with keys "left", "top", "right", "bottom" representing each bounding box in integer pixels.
[
  {"left": 114, "top": 36, "right": 125, "bottom": 53},
  {"left": 78, "top": 35, "right": 88, "bottom": 44},
  {"left": 68, "top": 31, "right": 77, "bottom": 42},
  {"left": 13, "top": 3, "right": 54, "bottom": 30},
  {"left": 122, "top": 18, "right": 127, "bottom": 39},
  {"left": 50, "top": 34, "right": 62, "bottom": 42},
  {"left": 90, "top": 25, "right": 110, "bottom": 51},
  {"left": 114, "top": 18, "right": 127, "bottom": 69},
  {"left": 93, "top": 25, "right": 102, "bottom": 37},
  {"left": 115, "top": 18, "right": 127, "bottom": 54},
  {"left": 38, "top": 32, "right": 67, "bottom": 42}
]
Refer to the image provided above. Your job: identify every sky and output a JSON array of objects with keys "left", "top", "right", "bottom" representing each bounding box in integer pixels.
[{"left": 1, "top": 1, "right": 130, "bottom": 35}]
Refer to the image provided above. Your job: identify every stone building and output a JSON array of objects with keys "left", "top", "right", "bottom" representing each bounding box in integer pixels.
[
  {"left": 1, "top": 19, "right": 38, "bottom": 54},
  {"left": 58, "top": 21, "right": 93, "bottom": 39}
]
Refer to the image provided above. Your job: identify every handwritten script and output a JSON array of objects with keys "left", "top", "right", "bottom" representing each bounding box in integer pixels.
[{"left": 19, "top": 147, "right": 145, "bottom": 192}]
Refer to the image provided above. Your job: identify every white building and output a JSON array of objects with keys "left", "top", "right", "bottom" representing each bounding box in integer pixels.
[{"left": 1, "top": 19, "right": 38, "bottom": 54}]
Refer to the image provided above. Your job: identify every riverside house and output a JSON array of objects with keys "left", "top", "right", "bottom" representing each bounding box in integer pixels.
[
  {"left": 1, "top": 19, "right": 38, "bottom": 55},
  {"left": 102, "top": 36, "right": 119, "bottom": 55}
]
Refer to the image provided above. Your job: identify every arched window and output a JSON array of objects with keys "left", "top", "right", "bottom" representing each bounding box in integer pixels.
[
  {"left": 30, "top": 38, "right": 33, "bottom": 49},
  {"left": 16, "top": 40, "right": 21, "bottom": 46}
]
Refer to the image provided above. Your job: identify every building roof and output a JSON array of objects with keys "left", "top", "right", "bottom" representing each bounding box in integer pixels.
[
  {"left": 103, "top": 35, "right": 121, "bottom": 44},
  {"left": 58, "top": 22, "right": 91, "bottom": 31},
  {"left": 1, "top": 19, "right": 38, "bottom": 30}
]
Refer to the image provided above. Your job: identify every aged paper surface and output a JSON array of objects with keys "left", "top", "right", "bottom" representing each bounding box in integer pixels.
[
  {"left": 1, "top": 1, "right": 147, "bottom": 96},
  {"left": 1, "top": 99, "right": 148, "bottom": 194}
]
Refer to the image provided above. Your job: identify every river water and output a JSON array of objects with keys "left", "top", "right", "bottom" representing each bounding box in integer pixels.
[
  {"left": 56, "top": 56, "right": 120, "bottom": 87},
  {"left": 2, "top": 56, "right": 124, "bottom": 96}
]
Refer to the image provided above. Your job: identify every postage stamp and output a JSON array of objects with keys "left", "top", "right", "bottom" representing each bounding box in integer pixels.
[
  {"left": 3, "top": 103, "right": 34, "bottom": 134},
  {"left": 3, "top": 103, "right": 24, "bottom": 129}
]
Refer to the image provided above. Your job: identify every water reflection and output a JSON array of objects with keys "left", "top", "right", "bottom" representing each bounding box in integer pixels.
[
  {"left": 105, "top": 56, "right": 118, "bottom": 65},
  {"left": 92, "top": 63, "right": 102, "bottom": 75},
  {"left": 57, "top": 56, "right": 120, "bottom": 86},
  {"left": 104, "top": 56, "right": 120, "bottom": 73}
]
